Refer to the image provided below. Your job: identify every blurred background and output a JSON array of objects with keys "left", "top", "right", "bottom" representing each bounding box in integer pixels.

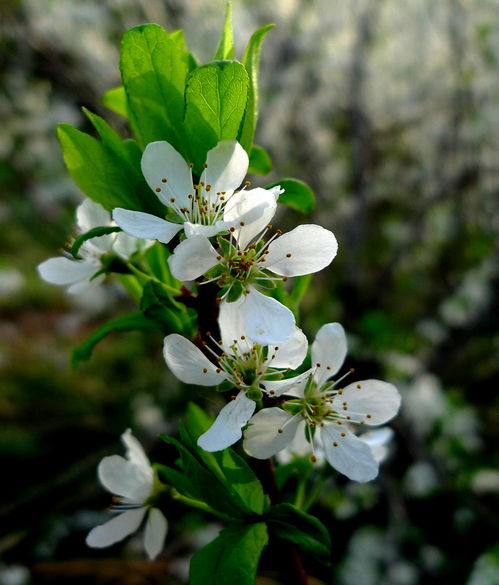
[{"left": 0, "top": 0, "right": 498, "bottom": 583}]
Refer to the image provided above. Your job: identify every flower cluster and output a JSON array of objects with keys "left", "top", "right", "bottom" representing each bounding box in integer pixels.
[{"left": 40, "top": 137, "right": 401, "bottom": 560}]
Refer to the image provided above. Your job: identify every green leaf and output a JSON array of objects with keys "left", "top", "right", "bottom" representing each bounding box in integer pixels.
[
  {"left": 184, "top": 60, "right": 249, "bottom": 174},
  {"left": 72, "top": 312, "right": 163, "bottom": 368},
  {"left": 267, "top": 502, "right": 331, "bottom": 564},
  {"left": 248, "top": 144, "right": 272, "bottom": 175},
  {"left": 58, "top": 111, "right": 163, "bottom": 214},
  {"left": 213, "top": 3, "right": 235, "bottom": 60},
  {"left": 289, "top": 274, "right": 313, "bottom": 305},
  {"left": 102, "top": 86, "right": 128, "bottom": 117},
  {"left": 239, "top": 24, "right": 274, "bottom": 151},
  {"left": 120, "top": 24, "right": 191, "bottom": 154},
  {"left": 70, "top": 226, "right": 121, "bottom": 258},
  {"left": 267, "top": 178, "right": 316, "bottom": 213},
  {"left": 190, "top": 522, "right": 268, "bottom": 585}
]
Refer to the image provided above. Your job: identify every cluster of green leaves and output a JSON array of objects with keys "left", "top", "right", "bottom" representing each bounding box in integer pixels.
[{"left": 158, "top": 404, "right": 330, "bottom": 585}]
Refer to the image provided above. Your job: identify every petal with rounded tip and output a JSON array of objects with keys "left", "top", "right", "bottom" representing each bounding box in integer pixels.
[
  {"left": 321, "top": 425, "right": 379, "bottom": 482},
  {"left": 224, "top": 188, "right": 277, "bottom": 249},
  {"left": 86, "top": 507, "right": 147, "bottom": 549},
  {"left": 268, "top": 328, "right": 308, "bottom": 369},
  {"left": 243, "top": 407, "right": 301, "bottom": 459},
  {"left": 163, "top": 334, "right": 227, "bottom": 386},
  {"left": 339, "top": 380, "right": 401, "bottom": 425},
  {"left": 265, "top": 225, "right": 338, "bottom": 276},
  {"left": 98, "top": 455, "right": 152, "bottom": 501},
  {"left": 198, "top": 391, "right": 256, "bottom": 452},
  {"left": 311, "top": 322, "right": 348, "bottom": 387},
  {"left": 218, "top": 296, "right": 254, "bottom": 355},
  {"left": 37, "top": 257, "right": 97, "bottom": 285},
  {"left": 200, "top": 140, "right": 248, "bottom": 198},
  {"left": 144, "top": 508, "right": 168, "bottom": 560},
  {"left": 121, "top": 429, "right": 150, "bottom": 470},
  {"left": 141, "top": 141, "right": 193, "bottom": 209},
  {"left": 113, "top": 209, "right": 182, "bottom": 244},
  {"left": 167, "top": 235, "right": 220, "bottom": 281},
  {"left": 77, "top": 199, "right": 110, "bottom": 233},
  {"left": 359, "top": 428, "right": 394, "bottom": 463},
  {"left": 240, "top": 288, "right": 296, "bottom": 345}
]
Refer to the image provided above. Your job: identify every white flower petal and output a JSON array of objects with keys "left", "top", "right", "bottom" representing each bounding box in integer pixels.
[
  {"left": 268, "top": 328, "right": 308, "bottom": 369},
  {"left": 37, "top": 257, "right": 97, "bottom": 285},
  {"left": 218, "top": 296, "right": 254, "bottom": 355},
  {"left": 243, "top": 407, "right": 301, "bottom": 459},
  {"left": 321, "top": 425, "right": 379, "bottom": 482},
  {"left": 183, "top": 221, "right": 228, "bottom": 238},
  {"left": 98, "top": 455, "right": 152, "bottom": 502},
  {"left": 113, "top": 209, "right": 182, "bottom": 244},
  {"left": 77, "top": 199, "right": 110, "bottom": 233},
  {"left": 359, "top": 428, "right": 394, "bottom": 463},
  {"left": 198, "top": 391, "right": 256, "bottom": 452},
  {"left": 141, "top": 141, "right": 194, "bottom": 209},
  {"left": 200, "top": 140, "right": 248, "bottom": 199},
  {"left": 240, "top": 287, "right": 296, "bottom": 345},
  {"left": 311, "top": 322, "right": 348, "bottom": 387},
  {"left": 167, "top": 235, "right": 220, "bottom": 281},
  {"left": 339, "top": 380, "right": 401, "bottom": 425},
  {"left": 113, "top": 231, "right": 152, "bottom": 260},
  {"left": 121, "top": 429, "right": 151, "bottom": 470},
  {"left": 223, "top": 188, "right": 278, "bottom": 249},
  {"left": 265, "top": 224, "right": 338, "bottom": 276},
  {"left": 262, "top": 370, "right": 311, "bottom": 398},
  {"left": 163, "top": 334, "right": 227, "bottom": 386},
  {"left": 86, "top": 507, "right": 147, "bottom": 549},
  {"left": 67, "top": 274, "right": 104, "bottom": 295},
  {"left": 143, "top": 508, "right": 168, "bottom": 560}
]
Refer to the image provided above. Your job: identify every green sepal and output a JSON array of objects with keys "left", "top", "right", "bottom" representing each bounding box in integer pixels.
[
  {"left": 71, "top": 311, "right": 164, "bottom": 368},
  {"left": 267, "top": 502, "right": 331, "bottom": 564},
  {"left": 102, "top": 86, "right": 128, "bottom": 117},
  {"left": 239, "top": 24, "right": 274, "bottom": 151},
  {"left": 267, "top": 178, "right": 316, "bottom": 213},
  {"left": 248, "top": 144, "right": 272, "bottom": 175},
  {"left": 213, "top": 3, "right": 235, "bottom": 60},
  {"left": 189, "top": 522, "right": 269, "bottom": 585},
  {"left": 184, "top": 60, "right": 249, "bottom": 175},
  {"left": 120, "top": 24, "right": 191, "bottom": 155},
  {"left": 70, "top": 226, "right": 121, "bottom": 258},
  {"left": 226, "top": 281, "right": 244, "bottom": 302}
]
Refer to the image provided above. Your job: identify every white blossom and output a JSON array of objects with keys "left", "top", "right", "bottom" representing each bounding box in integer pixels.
[
  {"left": 113, "top": 140, "right": 280, "bottom": 243},
  {"left": 37, "top": 199, "right": 148, "bottom": 294},
  {"left": 163, "top": 301, "right": 308, "bottom": 452},
  {"left": 167, "top": 220, "right": 338, "bottom": 344},
  {"left": 86, "top": 429, "right": 167, "bottom": 560},
  {"left": 243, "top": 323, "right": 401, "bottom": 482}
]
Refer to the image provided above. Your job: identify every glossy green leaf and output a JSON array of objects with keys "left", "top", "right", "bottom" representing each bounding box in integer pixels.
[
  {"left": 184, "top": 60, "right": 249, "bottom": 174},
  {"left": 248, "top": 144, "right": 272, "bottom": 175},
  {"left": 267, "top": 178, "right": 316, "bottom": 213},
  {"left": 72, "top": 312, "right": 163, "bottom": 368},
  {"left": 58, "top": 111, "right": 164, "bottom": 214},
  {"left": 120, "top": 24, "right": 190, "bottom": 154},
  {"left": 102, "top": 86, "right": 128, "bottom": 117},
  {"left": 213, "top": 3, "right": 235, "bottom": 60},
  {"left": 239, "top": 24, "right": 274, "bottom": 151},
  {"left": 190, "top": 522, "right": 268, "bottom": 585},
  {"left": 267, "top": 502, "right": 331, "bottom": 564},
  {"left": 140, "top": 280, "right": 188, "bottom": 333}
]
